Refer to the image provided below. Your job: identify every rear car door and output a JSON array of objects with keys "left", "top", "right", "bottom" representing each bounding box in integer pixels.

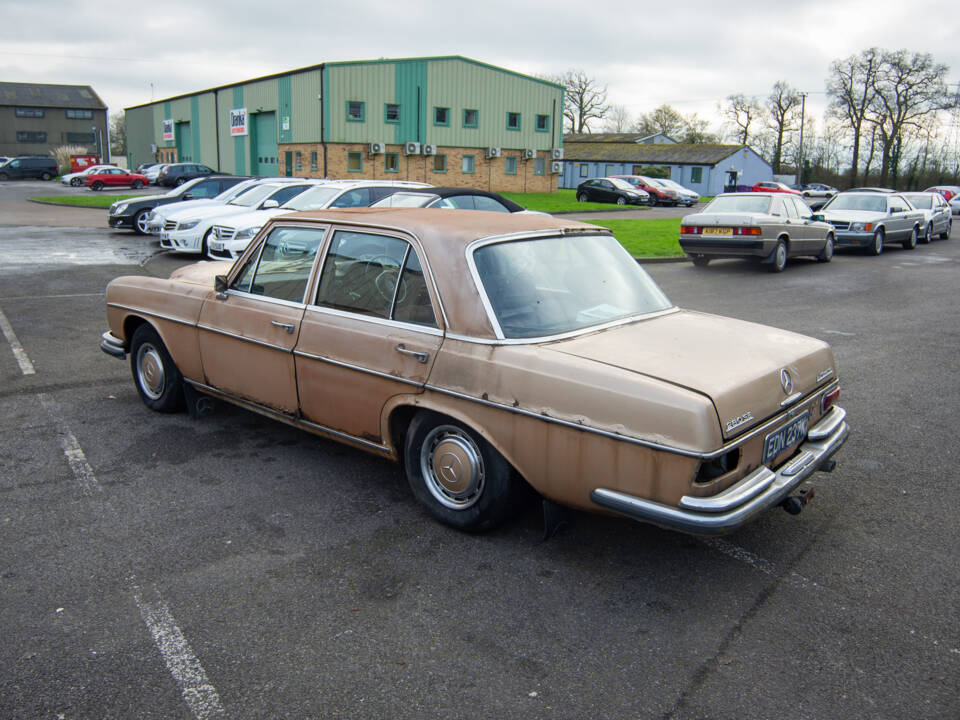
[{"left": 886, "top": 195, "right": 912, "bottom": 241}]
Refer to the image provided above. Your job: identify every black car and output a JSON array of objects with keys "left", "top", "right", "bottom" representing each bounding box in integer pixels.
[
  {"left": 157, "top": 163, "right": 217, "bottom": 187},
  {"left": 0, "top": 155, "right": 58, "bottom": 181},
  {"left": 576, "top": 177, "right": 651, "bottom": 205},
  {"left": 107, "top": 175, "right": 250, "bottom": 234},
  {"left": 371, "top": 186, "right": 530, "bottom": 213}
]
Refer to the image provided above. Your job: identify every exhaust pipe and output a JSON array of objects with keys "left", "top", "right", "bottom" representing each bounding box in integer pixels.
[{"left": 782, "top": 487, "right": 815, "bottom": 515}]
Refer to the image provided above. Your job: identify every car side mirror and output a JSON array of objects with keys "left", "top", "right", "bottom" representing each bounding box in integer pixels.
[
  {"left": 215, "top": 275, "right": 228, "bottom": 293},
  {"left": 262, "top": 199, "right": 279, "bottom": 209},
  {"left": 182, "top": 193, "right": 193, "bottom": 200},
  {"left": 812, "top": 214, "right": 825, "bottom": 222}
]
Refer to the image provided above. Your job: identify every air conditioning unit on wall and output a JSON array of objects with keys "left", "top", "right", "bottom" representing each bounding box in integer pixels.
[
  {"left": 404, "top": 141, "right": 421, "bottom": 156},
  {"left": 485, "top": 147, "right": 501, "bottom": 159},
  {"left": 551, "top": 148, "right": 564, "bottom": 160},
  {"left": 369, "top": 142, "right": 385, "bottom": 154},
  {"left": 549, "top": 161, "right": 562, "bottom": 174},
  {"left": 522, "top": 148, "right": 536, "bottom": 160},
  {"left": 422, "top": 144, "right": 437, "bottom": 156}
]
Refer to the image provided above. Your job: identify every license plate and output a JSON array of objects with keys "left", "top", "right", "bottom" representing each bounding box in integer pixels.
[
  {"left": 762, "top": 411, "right": 809, "bottom": 463},
  {"left": 703, "top": 227, "right": 733, "bottom": 236},
  {"left": 209, "top": 240, "right": 224, "bottom": 251}
]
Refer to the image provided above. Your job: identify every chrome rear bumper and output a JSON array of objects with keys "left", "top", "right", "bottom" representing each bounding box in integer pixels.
[{"left": 590, "top": 406, "right": 849, "bottom": 535}]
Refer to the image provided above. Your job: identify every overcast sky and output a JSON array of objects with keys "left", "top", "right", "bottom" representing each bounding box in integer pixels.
[{"left": 3, "top": 0, "right": 958, "bottom": 136}]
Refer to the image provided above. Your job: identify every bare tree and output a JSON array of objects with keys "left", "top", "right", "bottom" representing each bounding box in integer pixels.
[
  {"left": 602, "top": 104, "right": 633, "bottom": 133},
  {"left": 681, "top": 113, "right": 716, "bottom": 144},
  {"left": 827, "top": 48, "right": 882, "bottom": 186},
  {"left": 634, "top": 104, "right": 686, "bottom": 138},
  {"left": 766, "top": 81, "right": 802, "bottom": 173},
  {"left": 724, "top": 93, "right": 763, "bottom": 145},
  {"left": 109, "top": 111, "right": 127, "bottom": 156},
  {"left": 552, "top": 69, "right": 608, "bottom": 133}
]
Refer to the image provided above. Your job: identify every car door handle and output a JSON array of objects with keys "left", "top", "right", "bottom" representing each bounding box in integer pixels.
[
  {"left": 270, "top": 320, "right": 296, "bottom": 334},
  {"left": 395, "top": 344, "right": 429, "bottom": 363}
]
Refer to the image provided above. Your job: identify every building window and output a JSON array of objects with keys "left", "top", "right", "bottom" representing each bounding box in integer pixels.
[
  {"left": 65, "top": 109, "right": 93, "bottom": 120},
  {"left": 506, "top": 112, "right": 521, "bottom": 131},
  {"left": 632, "top": 165, "right": 644, "bottom": 175},
  {"left": 690, "top": 166, "right": 703, "bottom": 183},
  {"left": 65, "top": 132, "right": 94, "bottom": 144},
  {"left": 310, "top": 151, "right": 318, "bottom": 171},
  {"left": 433, "top": 154, "right": 447, "bottom": 173},
  {"left": 462, "top": 154, "right": 475, "bottom": 174},
  {"left": 347, "top": 151, "right": 363, "bottom": 172},
  {"left": 579, "top": 165, "right": 589, "bottom": 178},
  {"left": 504, "top": 156, "right": 517, "bottom": 175},
  {"left": 16, "top": 131, "right": 47, "bottom": 143},
  {"left": 463, "top": 109, "right": 478, "bottom": 128},
  {"left": 605, "top": 164, "right": 617, "bottom": 176},
  {"left": 535, "top": 114, "right": 549, "bottom": 132},
  {"left": 346, "top": 101, "right": 365, "bottom": 122},
  {"left": 384, "top": 152, "right": 399, "bottom": 173},
  {"left": 534, "top": 157, "right": 545, "bottom": 175},
  {"left": 15, "top": 107, "right": 44, "bottom": 118},
  {"left": 385, "top": 104, "right": 400, "bottom": 123},
  {"left": 296, "top": 151, "right": 303, "bottom": 171},
  {"left": 434, "top": 107, "right": 450, "bottom": 126}
]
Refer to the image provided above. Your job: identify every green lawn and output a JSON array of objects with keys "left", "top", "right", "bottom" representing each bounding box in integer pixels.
[
  {"left": 585, "top": 218, "right": 684, "bottom": 258},
  {"left": 502, "top": 188, "right": 645, "bottom": 213},
  {"left": 30, "top": 194, "right": 139, "bottom": 209}
]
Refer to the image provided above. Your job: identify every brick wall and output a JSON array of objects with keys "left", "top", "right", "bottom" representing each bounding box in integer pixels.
[{"left": 277, "top": 142, "right": 558, "bottom": 193}]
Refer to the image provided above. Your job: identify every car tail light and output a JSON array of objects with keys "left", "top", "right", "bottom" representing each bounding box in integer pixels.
[
  {"left": 822, "top": 386, "right": 840, "bottom": 412},
  {"left": 681, "top": 225, "right": 701, "bottom": 234},
  {"left": 734, "top": 227, "right": 762, "bottom": 235}
]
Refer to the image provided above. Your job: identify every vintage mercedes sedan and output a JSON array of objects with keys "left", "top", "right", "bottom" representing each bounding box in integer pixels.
[{"left": 100, "top": 209, "right": 849, "bottom": 535}]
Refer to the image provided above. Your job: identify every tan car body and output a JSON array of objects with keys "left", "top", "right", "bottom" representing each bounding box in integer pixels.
[{"left": 102, "top": 208, "right": 849, "bottom": 534}]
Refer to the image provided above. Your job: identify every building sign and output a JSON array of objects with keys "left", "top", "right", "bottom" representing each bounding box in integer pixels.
[
  {"left": 161, "top": 119, "right": 174, "bottom": 142},
  {"left": 230, "top": 108, "right": 248, "bottom": 136},
  {"left": 282, "top": 116, "right": 290, "bottom": 131}
]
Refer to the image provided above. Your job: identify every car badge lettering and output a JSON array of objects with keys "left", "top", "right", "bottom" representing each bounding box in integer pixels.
[
  {"left": 780, "top": 368, "right": 794, "bottom": 395},
  {"left": 816, "top": 368, "right": 834, "bottom": 383},
  {"left": 725, "top": 412, "right": 754, "bottom": 432}
]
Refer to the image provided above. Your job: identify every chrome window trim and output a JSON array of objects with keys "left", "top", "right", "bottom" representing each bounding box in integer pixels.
[
  {"left": 293, "top": 350, "right": 424, "bottom": 387},
  {"left": 223, "top": 288, "right": 307, "bottom": 310},
  {"left": 423, "top": 378, "right": 841, "bottom": 460},
  {"left": 196, "top": 324, "right": 294, "bottom": 353},
  {"left": 303, "top": 304, "right": 444, "bottom": 337}
]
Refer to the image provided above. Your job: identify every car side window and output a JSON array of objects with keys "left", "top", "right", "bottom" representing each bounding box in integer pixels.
[
  {"left": 446, "top": 195, "right": 476, "bottom": 210},
  {"left": 230, "top": 227, "right": 324, "bottom": 302},
  {"left": 771, "top": 199, "right": 785, "bottom": 216},
  {"left": 473, "top": 196, "right": 510, "bottom": 212},
  {"left": 269, "top": 185, "right": 310, "bottom": 206},
  {"left": 888, "top": 198, "right": 906, "bottom": 213},
  {"left": 191, "top": 180, "right": 219, "bottom": 198},
  {"left": 315, "top": 231, "right": 436, "bottom": 327},
  {"left": 331, "top": 188, "right": 373, "bottom": 208},
  {"left": 783, "top": 199, "right": 799, "bottom": 219},
  {"left": 793, "top": 198, "right": 812, "bottom": 219}
]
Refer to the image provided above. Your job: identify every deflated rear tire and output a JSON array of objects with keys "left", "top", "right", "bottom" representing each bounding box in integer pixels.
[
  {"left": 129, "top": 324, "right": 185, "bottom": 413},
  {"left": 404, "top": 411, "right": 522, "bottom": 532}
]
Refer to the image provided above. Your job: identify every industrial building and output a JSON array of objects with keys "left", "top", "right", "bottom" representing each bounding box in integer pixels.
[
  {"left": 126, "top": 56, "right": 565, "bottom": 192},
  {"left": 0, "top": 82, "right": 108, "bottom": 160}
]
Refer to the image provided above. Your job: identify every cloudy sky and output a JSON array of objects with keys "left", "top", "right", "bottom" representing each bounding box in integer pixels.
[{"left": 3, "top": 0, "right": 957, "bottom": 134}]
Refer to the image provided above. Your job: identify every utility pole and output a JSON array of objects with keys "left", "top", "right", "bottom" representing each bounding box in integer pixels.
[{"left": 797, "top": 92, "right": 807, "bottom": 185}]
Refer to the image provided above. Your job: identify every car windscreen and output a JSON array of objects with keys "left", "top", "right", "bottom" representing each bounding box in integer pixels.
[
  {"left": 703, "top": 196, "right": 771, "bottom": 213},
  {"left": 215, "top": 180, "right": 256, "bottom": 202},
  {"left": 902, "top": 194, "right": 932, "bottom": 209},
  {"left": 823, "top": 194, "right": 886, "bottom": 212},
  {"left": 473, "top": 234, "right": 673, "bottom": 339},
  {"left": 609, "top": 178, "right": 638, "bottom": 191},
  {"left": 282, "top": 186, "right": 345, "bottom": 210},
  {"left": 228, "top": 185, "right": 277, "bottom": 207}
]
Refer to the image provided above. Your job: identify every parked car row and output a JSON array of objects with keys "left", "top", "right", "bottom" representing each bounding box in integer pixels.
[
  {"left": 679, "top": 189, "right": 949, "bottom": 272},
  {"left": 576, "top": 175, "right": 699, "bottom": 207}
]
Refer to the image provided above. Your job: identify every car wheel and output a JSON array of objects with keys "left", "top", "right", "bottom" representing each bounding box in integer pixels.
[
  {"left": 902, "top": 226, "right": 917, "bottom": 250},
  {"left": 922, "top": 222, "right": 933, "bottom": 244},
  {"left": 132, "top": 179, "right": 144, "bottom": 189},
  {"left": 129, "top": 324, "right": 185, "bottom": 413},
  {"left": 692, "top": 256, "right": 710, "bottom": 267},
  {"left": 70, "top": 177, "right": 82, "bottom": 187},
  {"left": 769, "top": 239, "right": 788, "bottom": 272},
  {"left": 577, "top": 193, "right": 588, "bottom": 202},
  {"left": 616, "top": 196, "right": 626, "bottom": 205},
  {"left": 175, "top": 177, "right": 186, "bottom": 186},
  {"left": 817, "top": 234, "right": 834, "bottom": 263},
  {"left": 91, "top": 181, "right": 104, "bottom": 191},
  {"left": 869, "top": 228, "right": 884, "bottom": 255},
  {"left": 133, "top": 209, "right": 150, "bottom": 235},
  {"left": 404, "top": 411, "right": 522, "bottom": 532},
  {"left": 41, "top": 172, "right": 51, "bottom": 181},
  {"left": 0, "top": 172, "right": 9, "bottom": 181},
  {"left": 200, "top": 228, "right": 214, "bottom": 257},
  {"left": 940, "top": 220, "right": 951, "bottom": 240}
]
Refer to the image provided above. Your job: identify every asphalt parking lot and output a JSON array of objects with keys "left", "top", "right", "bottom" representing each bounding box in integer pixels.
[{"left": 1, "top": 180, "right": 958, "bottom": 720}]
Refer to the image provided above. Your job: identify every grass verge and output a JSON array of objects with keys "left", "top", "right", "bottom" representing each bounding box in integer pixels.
[
  {"left": 502, "top": 188, "right": 646, "bottom": 213},
  {"left": 29, "top": 194, "right": 139, "bottom": 209},
  {"left": 584, "top": 218, "right": 684, "bottom": 258}
]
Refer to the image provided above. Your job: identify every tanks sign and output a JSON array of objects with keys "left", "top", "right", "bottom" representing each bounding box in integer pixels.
[
  {"left": 230, "top": 108, "right": 248, "bottom": 136},
  {"left": 162, "top": 119, "right": 174, "bottom": 141}
]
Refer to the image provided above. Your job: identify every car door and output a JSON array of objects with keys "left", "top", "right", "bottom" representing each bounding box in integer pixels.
[
  {"left": 886, "top": 195, "right": 912, "bottom": 241},
  {"left": 197, "top": 224, "right": 326, "bottom": 414},
  {"left": 788, "top": 196, "right": 818, "bottom": 253},
  {"left": 295, "top": 227, "right": 443, "bottom": 443}
]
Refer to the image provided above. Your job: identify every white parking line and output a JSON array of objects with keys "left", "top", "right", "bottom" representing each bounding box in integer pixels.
[
  {"left": 37, "top": 391, "right": 228, "bottom": 719},
  {"left": 0, "top": 305, "right": 36, "bottom": 375}
]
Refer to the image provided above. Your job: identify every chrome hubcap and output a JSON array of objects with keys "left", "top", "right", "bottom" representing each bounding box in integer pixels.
[
  {"left": 136, "top": 343, "right": 165, "bottom": 400},
  {"left": 420, "top": 425, "right": 484, "bottom": 510}
]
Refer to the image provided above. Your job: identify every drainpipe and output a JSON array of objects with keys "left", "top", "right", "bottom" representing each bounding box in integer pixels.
[{"left": 320, "top": 64, "right": 327, "bottom": 177}]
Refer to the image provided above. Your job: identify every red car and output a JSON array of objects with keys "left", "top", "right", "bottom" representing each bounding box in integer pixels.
[
  {"left": 86, "top": 168, "right": 148, "bottom": 191},
  {"left": 609, "top": 175, "right": 679, "bottom": 206},
  {"left": 923, "top": 185, "right": 960, "bottom": 201},
  {"left": 752, "top": 181, "right": 801, "bottom": 195}
]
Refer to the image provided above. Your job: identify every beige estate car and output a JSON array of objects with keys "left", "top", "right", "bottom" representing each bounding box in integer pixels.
[{"left": 100, "top": 209, "right": 849, "bottom": 535}]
